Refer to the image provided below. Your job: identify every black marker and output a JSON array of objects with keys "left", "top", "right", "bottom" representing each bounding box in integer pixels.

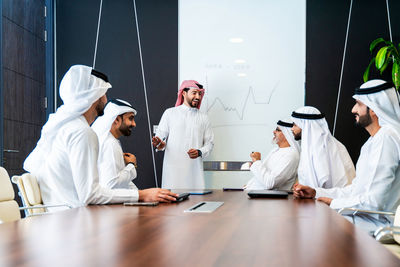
[
  {"left": 190, "top": 202, "right": 206, "bottom": 211},
  {"left": 155, "top": 137, "right": 166, "bottom": 149}
]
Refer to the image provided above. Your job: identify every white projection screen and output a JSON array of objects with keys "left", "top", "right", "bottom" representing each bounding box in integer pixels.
[{"left": 179, "top": 0, "right": 306, "bottom": 188}]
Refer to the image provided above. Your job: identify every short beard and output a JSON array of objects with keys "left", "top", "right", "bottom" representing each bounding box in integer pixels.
[
  {"left": 96, "top": 101, "right": 105, "bottom": 116},
  {"left": 189, "top": 101, "right": 198, "bottom": 108},
  {"left": 184, "top": 96, "right": 199, "bottom": 108},
  {"left": 355, "top": 113, "right": 372, "bottom": 127},
  {"left": 119, "top": 123, "right": 132, "bottom": 136},
  {"left": 355, "top": 107, "right": 372, "bottom": 128},
  {"left": 188, "top": 98, "right": 199, "bottom": 108}
]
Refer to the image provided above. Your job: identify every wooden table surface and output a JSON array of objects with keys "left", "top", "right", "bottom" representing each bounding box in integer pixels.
[{"left": 0, "top": 190, "right": 399, "bottom": 267}]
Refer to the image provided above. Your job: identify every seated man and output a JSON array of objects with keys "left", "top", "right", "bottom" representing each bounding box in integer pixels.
[
  {"left": 244, "top": 119, "right": 300, "bottom": 190},
  {"left": 23, "top": 65, "right": 177, "bottom": 209},
  {"left": 291, "top": 106, "right": 355, "bottom": 188},
  {"left": 294, "top": 80, "right": 400, "bottom": 232},
  {"left": 92, "top": 99, "right": 139, "bottom": 189}
]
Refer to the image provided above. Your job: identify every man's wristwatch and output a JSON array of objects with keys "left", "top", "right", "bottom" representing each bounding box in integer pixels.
[{"left": 197, "top": 149, "right": 202, "bottom": 157}]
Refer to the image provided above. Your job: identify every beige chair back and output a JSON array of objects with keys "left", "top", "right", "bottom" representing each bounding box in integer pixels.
[
  {"left": 0, "top": 167, "right": 21, "bottom": 223},
  {"left": 11, "top": 173, "right": 45, "bottom": 215}
]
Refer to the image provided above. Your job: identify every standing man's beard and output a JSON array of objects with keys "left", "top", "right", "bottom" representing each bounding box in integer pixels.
[
  {"left": 185, "top": 96, "right": 200, "bottom": 108},
  {"left": 355, "top": 112, "right": 372, "bottom": 128}
]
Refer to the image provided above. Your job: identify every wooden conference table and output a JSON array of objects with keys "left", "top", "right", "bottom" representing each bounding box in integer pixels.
[{"left": 0, "top": 190, "right": 399, "bottom": 267}]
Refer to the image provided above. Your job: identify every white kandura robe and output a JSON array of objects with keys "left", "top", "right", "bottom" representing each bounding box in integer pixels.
[
  {"left": 316, "top": 126, "right": 400, "bottom": 232},
  {"left": 156, "top": 104, "right": 214, "bottom": 189},
  {"left": 292, "top": 107, "right": 356, "bottom": 189},
  {"left": 37, "top": 116, "right": 138, "bottom": 209},
  {"left": 98, "top": 132, "right": 138, "bottom": 190},
  {"left": 297, "top": 138, "right": 355, "bottom": 189},
  {"left": 245, "top": 147, "right": 299, "bottom": 190}
]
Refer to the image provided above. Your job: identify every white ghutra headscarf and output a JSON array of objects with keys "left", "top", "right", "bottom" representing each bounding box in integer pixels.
[
  {"left": 24, "top": 65, "right": 112, "bottom": 175},
  {"left": 353, "top": 79, "right": 400, "bottom": 157},
  {"left": 91, "top": 99, "right": 137, "bottom": 144},
  {"left": 291, "top": 106, "right": 355, "bottom": 188},
  {"left": 353, "top": 79, "right": 400, "bottom": 131},
  {"left": 277, "top": 119, "right": 300, "bottom": 153}
]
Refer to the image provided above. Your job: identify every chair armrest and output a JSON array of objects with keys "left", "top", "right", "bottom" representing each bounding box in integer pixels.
[
  {"left": 374, "top": 226, "right": 400, "bottom": 242},
  {"left": 338, "top": 207, "right": 395, "bottom": 216},
  {"left": 19, "top": 204, "right": 72, "bottom": 210},
  {"left": 19, "top": 204, "right": 72, "bottom": 218}
]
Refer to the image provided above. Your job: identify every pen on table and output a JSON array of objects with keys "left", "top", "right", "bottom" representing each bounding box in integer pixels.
[{"left": 189, "top": 202, "right": 206, "bottom": 211}]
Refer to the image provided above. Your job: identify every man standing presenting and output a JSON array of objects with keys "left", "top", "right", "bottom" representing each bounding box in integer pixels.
[
  {"left": 291, "top": 106, "right": 355, "bottom": 188},
  {"left": 152, "top": 80, "right": 214, "bottom": 189},
  {"left": 294, "top": 80, "right": 400, "bottom": 231},
  {"left": 244, "top": 119, "right": 300, "bottom": 190},
  {"left": 24, "top": 65, "right": 177, "bottom": 209}
]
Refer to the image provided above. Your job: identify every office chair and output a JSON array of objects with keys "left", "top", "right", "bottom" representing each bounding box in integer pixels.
[
  {"left": 338, "top": 206, "right": 400, "bottom": 258},
  {"left": 11, "top": 173, "right": 71, "bottom": 217},
  {"left": 0, "top": 167, "right": 22, "bottom": 223},
  {"left": 373, "top": 206, "right": 400, "bottom": 258},
  {"left": 0, "top": 167, "right": 50, "bottom": 223}
]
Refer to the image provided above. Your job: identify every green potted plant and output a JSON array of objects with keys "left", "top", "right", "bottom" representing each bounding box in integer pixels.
[{"left": 363, "top": 37, "right": 399, "bottom": 90}]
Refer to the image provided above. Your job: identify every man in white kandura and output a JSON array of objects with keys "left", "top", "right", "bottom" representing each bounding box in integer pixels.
[
  {"left": 291, "top": 106, "right": 355, "bottom": 189},
  {"left": 294, "top": 80, "right": 400, "bottom": 232},
  {"left": 244, "top": 119, "right": 300, "bottom": 190},
  {"left": 92, "top": 98, "right": 139, "bottom": 189},
  {"left": 152, "top": 80, "right": 214, "bottom": 189},
  {"left": 24, "top": 65, "right": 177, "bottom": 209}
]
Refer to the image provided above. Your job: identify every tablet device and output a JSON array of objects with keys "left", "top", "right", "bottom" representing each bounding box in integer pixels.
[
  {"left": 247, "top": 190, "right": 289, "bottom": 198},
  {"left": 189, "top": 190, "right": 213, "bottom": 195},
  {"left": 173, "top": 192, "right": 190, "bottom": 202},
  {"left": 223, "top": 188, "right": 244, "bottom": 191},
  {"left": 124, "top": 202, "right": 159, "bottom": 206}
]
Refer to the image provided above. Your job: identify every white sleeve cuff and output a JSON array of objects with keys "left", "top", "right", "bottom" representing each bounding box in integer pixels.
[{"left": 249, "top": 160, "right": 262, "bottom": 173}]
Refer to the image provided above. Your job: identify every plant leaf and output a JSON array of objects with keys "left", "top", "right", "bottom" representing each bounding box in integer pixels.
[
  {"left": 392, "top": 61, "right": 399, "bottom": 89},
  {"left": 363, "top": 58, "right": 375, "bottom": 82},
  {"left": 376, "top": 46, "right": 389, "bottom": 69},
  {"left": 370, "top": 38, "right": 386, "bottom": 52},
  {"left": 380, "top": 51, "right": 392, "bottom": 74},
  {"left": 387, "top": 44, "right": 398, "bottom": 58}
]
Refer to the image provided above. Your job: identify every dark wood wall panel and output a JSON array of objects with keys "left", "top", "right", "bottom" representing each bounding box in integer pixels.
[
  {"left": 2, "top": 0, "right": 46, "bottom": 213},
  {"left": 3, "top": 18, "right": 45, "bottom": 83},
  {"left": 3, "top": 119, "right": 39, "bottom": 171},
  {"left": 2, "top": 0, "right": 45, "bottom": 39},
  {"left": 3, "top": 69, "right": 45, "bottom": 125}
]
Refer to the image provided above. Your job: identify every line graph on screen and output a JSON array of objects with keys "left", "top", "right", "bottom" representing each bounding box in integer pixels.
[{"left": 203, "top": 80, "right": 279, "bottom": 128}]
